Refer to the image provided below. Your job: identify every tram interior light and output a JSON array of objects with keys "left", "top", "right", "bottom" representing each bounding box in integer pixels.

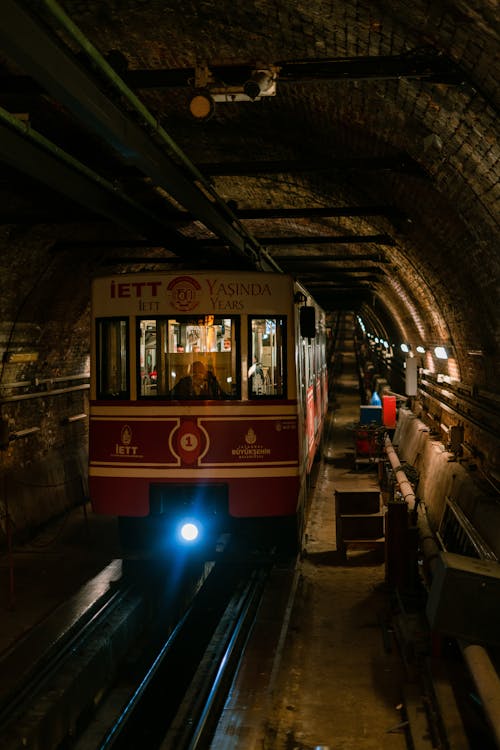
[
  {"left": 416, "top": 346, "right": 426, "bottom": 354},
  {"left": 400, "top": 343, "right": 410, "bottom": 353}
]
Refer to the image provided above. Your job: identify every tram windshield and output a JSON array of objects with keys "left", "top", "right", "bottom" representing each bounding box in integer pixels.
[
  {"left": 139, "top": 315, "right": 239, "bottom": 399},
  {"left": 248, "top": 317, "right": 286, "bottom": 398}
]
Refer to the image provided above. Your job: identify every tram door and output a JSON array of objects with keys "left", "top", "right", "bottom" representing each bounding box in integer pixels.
[{"left": 249, "top": 317, "right": 286, "bottom": 397}]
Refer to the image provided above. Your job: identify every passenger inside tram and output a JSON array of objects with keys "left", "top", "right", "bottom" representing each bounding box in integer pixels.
[
  {"left": 170, "top": 360, "right": 227, "bottom": 399},
  {"left": 248, "top": 356, "right": 265, "bottom": 395}
]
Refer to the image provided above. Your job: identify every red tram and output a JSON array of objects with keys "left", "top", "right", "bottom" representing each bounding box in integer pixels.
[{"left": 89, "top": 271, "right": 328, "bottom": 554}]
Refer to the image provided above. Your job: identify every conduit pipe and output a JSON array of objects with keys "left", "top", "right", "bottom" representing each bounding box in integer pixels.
[
  {"left": 384, "top": 434, "right": 500, "bottom": 748},
  {"left": 384, "top": 435, "right": 416, "bottom": 510},
  {"left": 461, "top": 644, "right": 500, "bottom": 748}
]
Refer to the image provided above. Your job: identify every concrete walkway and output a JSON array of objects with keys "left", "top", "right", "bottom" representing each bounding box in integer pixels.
[{"left": 261, "top": 323, "right": 408, "bottom": 749}]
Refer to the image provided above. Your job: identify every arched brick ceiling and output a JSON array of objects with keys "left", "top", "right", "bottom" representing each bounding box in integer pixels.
[{"left": 0, "top": 0, "right": 498, "bottom": 389}]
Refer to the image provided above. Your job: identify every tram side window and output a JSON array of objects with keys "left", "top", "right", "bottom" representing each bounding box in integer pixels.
[
  {"left": 138, "top": 315, "right": 239, "bottom": 399},
  {"left": 139, "top": 318, "right": 170, "bottom": 396},
  {"left": 96, "top": 318, "right": 129, "bottom": 399},
  {"left": 248, "top": 317, "right": 286, "bottom": 398}
]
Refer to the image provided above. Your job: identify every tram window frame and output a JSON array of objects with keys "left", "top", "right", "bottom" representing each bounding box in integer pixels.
[
  {"left": 137, "top": 315, "right": 241, "bottom": 400},
  {"left": 96, "top": 317, "right": 130, "bottom": 400},
  {"left": 247, "top": 316, "right": 287, "bottom": 399}
]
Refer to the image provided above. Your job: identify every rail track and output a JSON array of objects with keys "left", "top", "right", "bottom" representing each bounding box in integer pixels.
[
  {"left": 0, "top": 555, "right": 271, "bottom": 750},
  {"left": 96, "top": 562, "right": 270, "bottom": 750}
]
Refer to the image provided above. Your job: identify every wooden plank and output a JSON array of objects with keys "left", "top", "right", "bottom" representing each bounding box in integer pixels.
[
  {"left": 403, "top": 683, "right": 435, "bottom": 749},
  {"left": 430, "top": 658, "right": 469, "bottom": 750}
]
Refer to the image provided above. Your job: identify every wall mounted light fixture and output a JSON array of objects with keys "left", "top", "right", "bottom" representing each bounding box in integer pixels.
[
  {"left": 434, "top": 346, "right": 448, "bottom": 360},
  {"left": 4, "top": 351, "right": 39, "bottom": 363}
]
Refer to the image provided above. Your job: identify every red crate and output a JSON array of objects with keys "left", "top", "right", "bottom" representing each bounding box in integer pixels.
[{"left": 354, "top": 428, "right": 377, "bottom": 457}]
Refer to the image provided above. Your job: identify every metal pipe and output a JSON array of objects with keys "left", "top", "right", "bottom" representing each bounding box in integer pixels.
[
  {"left": 384, "top": 435, "right": 416, "bottom": 510},
  {"left": 23, "top": 0, "right": 281, "bottom": 272},
  {"left": 461, "top": 644, "right": 500, "bottom": 749}
]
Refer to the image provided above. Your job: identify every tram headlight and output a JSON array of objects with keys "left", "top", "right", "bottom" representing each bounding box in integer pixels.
[{"left": 176, "top": 518, "right": 202, "bottom": 545}]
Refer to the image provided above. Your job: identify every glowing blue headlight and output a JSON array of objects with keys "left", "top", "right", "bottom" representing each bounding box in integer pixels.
[
  {"left": 176, "top": 518, "right": 202, "bottom": 545},
  {"left": 181, "top": 522, "right": 199, "bottom": 541}
]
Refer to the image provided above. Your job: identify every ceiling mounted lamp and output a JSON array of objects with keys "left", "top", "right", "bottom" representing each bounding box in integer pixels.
[
  {"left": 243, "top": 69, "right": 277, "bottom": 99},
  {"left": 189, "top": 90, "right": 215, "bottom": 120},
  {"left": 189, "top": 65, "right": 278, "bottom": 119}
]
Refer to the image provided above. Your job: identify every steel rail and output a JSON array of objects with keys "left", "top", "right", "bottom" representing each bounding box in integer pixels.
[
  {"left": 167, "top": 567, "right": 269, "bottom": 749},
  {"left": 98, "top": 562, "right": 265, "bottom": 750}
]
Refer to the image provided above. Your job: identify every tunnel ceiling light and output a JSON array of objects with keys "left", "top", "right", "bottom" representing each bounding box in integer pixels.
[{"left": 434, "top": 346, "right": 449, "bottom": 360}]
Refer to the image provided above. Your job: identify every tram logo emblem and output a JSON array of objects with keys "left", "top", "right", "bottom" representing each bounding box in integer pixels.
[
  {"left": 121, "top": 425, "right": 132, "bottom": 445},
  {"left": 245, "top": 428, "right": 257, "bottom": 444},
  {"left": 167, "top": 275, "right": 202, "bottom": 312},
  {"left": 113, "top": 424, "right": 141, "bottom": 457},
  {"left": 232, "top": 426, "right": 271, "bottom": 460}
]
